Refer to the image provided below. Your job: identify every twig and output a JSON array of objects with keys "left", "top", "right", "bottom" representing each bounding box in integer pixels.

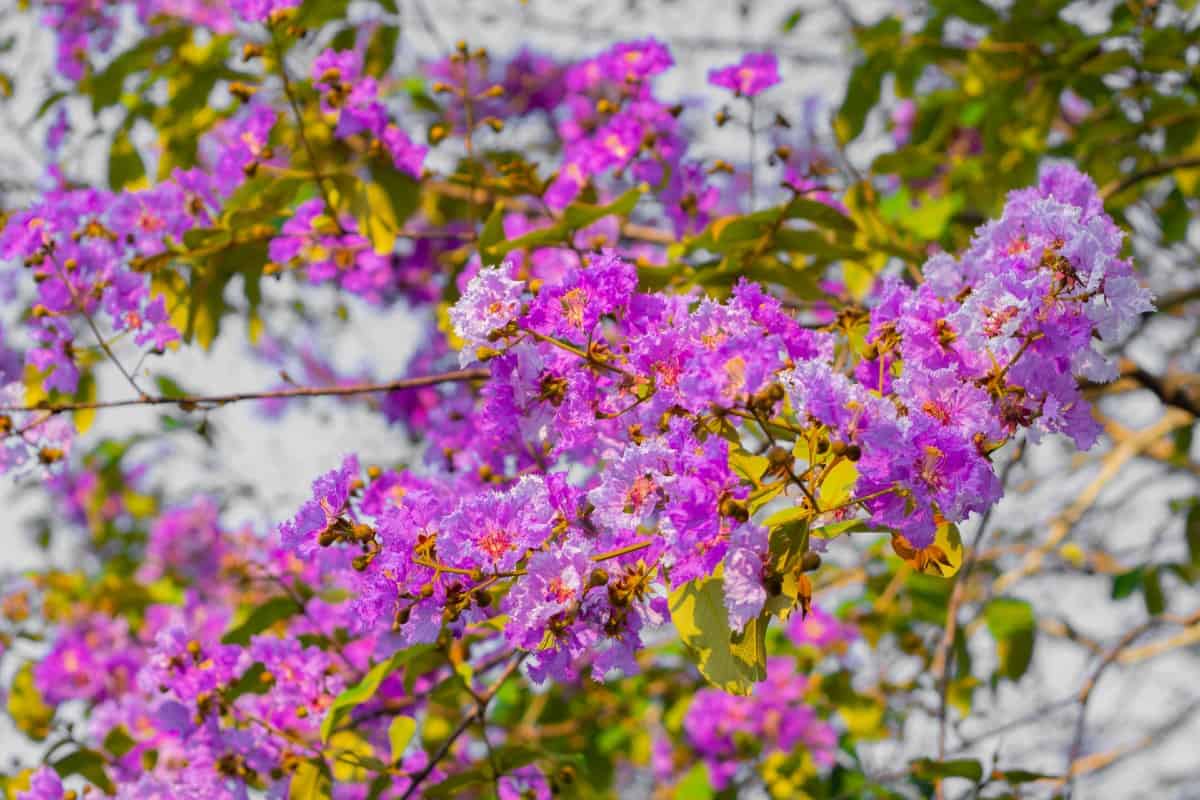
[
  {"left": 1100, "top": 156, "right": 1200, "bottom": 200},
  {"left": 993, "top": 410, "right": 1192, "bottom": 594},
  {"left": 931, "top": 447, "right": 1024, "bottom": 798},
  {"left": 400, "top": 652, "right": 527, "bottom": 799},
  {"left": 47, "top": 252, "right": 145, "bottom": 396},
  {"left": 0, "top": 368, "right": 489, "bottom": 416},
  {"left": 1064, "top": 609, "right": 1200, "bottom": 797}
]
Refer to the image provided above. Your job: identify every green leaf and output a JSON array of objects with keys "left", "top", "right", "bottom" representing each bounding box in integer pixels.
[
  {"left": 424, "top": 767, "right": 490, "bottom": 798},
  {"left": 985, "top": 598, "right": 1036, "bottom": 681},
  {"left": 225, "top": 662, "right": 272, "bottom": 700},
  {"left": 676, "top": 762, "right": 715, "bottom": 799},
  {"left": 811, "top": 519, "right": 868, "bottom": 539},
  {"left": 762, "top": 505, "right": 809, "bottom": 529},
  {"left": 1111, "top": 567, "right": 1144, "bottom": 599},
  {"left": 669, "top": 573, "right": 768, "bottom": 695},
  {"left": 102, "top": 726, "right": 137, "bottom": 758},
  {"left": 52, "top": 749, "right": 115, "bottom": 794},
  {"left": 479, "top": 204, "right": 507, "bottom": 266},
  {"left": 387, "top": 716, "right": 417, "bottom": 762},
  {"left": 836, "top": 52, "right": 888, "bottom": 143},
  {"left": 818, "top": 460, "right": 859, "bottom": 508},
  {"left": 369, "top": 164, "right": 421, "bottom": 231},
  {"left": 911, "top": 757, "right": 983, "bottom": 783},
  {"left": 321, "top": 645, "right": 436, "bottom": 741},
  {"left": 784, "top": 196, "right": 857, "bottom": 233},
  {"left": 561, "top": 185, "right": 644, "bottom": 230},
  {"left": 289, "top": 760, "right": 332, "bottom": 800},
  {"left": 491, "top": 744, "right": 541, "bottom": 773},
  {"left": 220, "top": 596, "right": 302, "bottom": 646},
  {"left": 155, "top": 375, "right": 187, "bottom": 399},
  {"left": 994, "top": 768, "right": 1057, "bottom": 784},
  {"left": 1142, "top": 566, "right": 1166, "bottom": 615},
  {"left": 773, "top": 228, "right": 865, "bottom": 260},
  {"left": 294, "top": 0, "right": 352, "bottom": 27},
  {"left": 728, "top": 447, "right": 769, "bottom": 485},
  {"left": 72, "top": 371, "right": 98, "bottom": 434},
  {"left": 109, "top": 126, "right": 146, "bottom": 190}
]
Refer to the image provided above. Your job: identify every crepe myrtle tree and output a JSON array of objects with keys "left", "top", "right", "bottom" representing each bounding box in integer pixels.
[{"left": 0, "top": 1, "right": 1196, "bottom": 798}]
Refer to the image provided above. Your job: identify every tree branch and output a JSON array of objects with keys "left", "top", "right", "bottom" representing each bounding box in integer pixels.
[{"left": 0, "top": 368, "right": 489, "bottom": 417}]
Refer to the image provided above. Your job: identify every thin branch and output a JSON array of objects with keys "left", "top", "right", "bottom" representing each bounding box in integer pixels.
[
  {"left": 1101, "top": 156, "right": 1200, "bottom": 200},
  {"left": 1064, "top": 609, "right": 1200, "bottom": 797},
  {"left": 400, "top": 652, "right": 527, "bottom": 799},
  {"left": 931, "top": 447, "right": 1024, "bottom": 799},
  {"left": 993, "top": 410, "right": 1192, "bottom": 594},
  {"left": 47, "top": 252, "right": 145, "bottom": 396},
  {"left": 0, "top": 368, "right": 489, "bottom": 416}
]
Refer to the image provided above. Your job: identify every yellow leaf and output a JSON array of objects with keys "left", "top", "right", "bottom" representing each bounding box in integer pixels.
[
  {"left": 327, "top": 730, "right": 373, "bottom": 783},
  {"left": 7, "top": 663, "right": 53, "bottom": 741},
  {"left": 288, "top": 760, "right": 332, "bottom": 800},
  {"left": 818, "top": 460, "right": 858, "bottom": 508},
  {"left": 891, "top": 521, "right": 964, "bottom": 578},
  {"left": 72, "top": 372, "right": 97, "bottom": 434},
  {"left": 387, "top": 716, "right": 416, "bottom": 761}
]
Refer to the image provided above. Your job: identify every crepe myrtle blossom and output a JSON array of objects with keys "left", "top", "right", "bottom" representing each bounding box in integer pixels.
[
  {"left": 0, "top": 10, "right": 1161, "bottom": 795},
  {"left": 708, "top": 52, "right": 781, "bottom": 97}
]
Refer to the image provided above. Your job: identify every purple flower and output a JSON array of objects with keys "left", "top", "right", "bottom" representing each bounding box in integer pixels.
[
  {"left": 230, "top": 0, "right": 299, "bottom": 22},
  {"left": 449, "top": 266, "right": 526, "bottom": 364},
  {"left": 891, "top": 99, "right": 916, "bottom": 146},
  {"left": 17, "top": 767, "right": 63, "bottom": 800},
  {"left": 439, "top": 476, "right": 555, "bottom": 573},
  {"left": 280, "top": 455, "right": 360, "bottom": 556},
  {"left": 723, "top": 524, "right": 768, "bottom": 632},
  {"left": 708, "top": 52, "right": 781, "bottom": 97}
]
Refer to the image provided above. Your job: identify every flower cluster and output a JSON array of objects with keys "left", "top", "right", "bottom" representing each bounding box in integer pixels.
[
  {"left": 312, "top": 48, "right": 427, "bottom": 177},
  {"left": 0, "top": 6, "right": 1160, "bottom": 796},
  {"left": 683, "top": 657, "right": 837, "bottom": 789}
]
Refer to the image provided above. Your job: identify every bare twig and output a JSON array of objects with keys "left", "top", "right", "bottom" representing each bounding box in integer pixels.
[{"left": 0, "top": 368, "right": 489, "bottom": 417}]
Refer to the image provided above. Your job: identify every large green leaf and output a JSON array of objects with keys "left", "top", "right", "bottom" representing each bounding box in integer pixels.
[
  {"left": 669, "top": 573, "right": 768, "bottom": 695},
  {"left": 52, "top": 749, "right": 115, "bottom": 794}
]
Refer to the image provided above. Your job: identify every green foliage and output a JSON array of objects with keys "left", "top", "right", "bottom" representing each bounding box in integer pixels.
[
  {"left": 52, "top": 749, "right": 114, "bottom": 794},
  {"left": 321, "top": 645, "right": 436, "bottom": 741},
  {"left": 221, "top": 595, "right": 302, "bottom": 645},
  {"left": 985, "top": 598, "right": 1036, "bottom": 681}
]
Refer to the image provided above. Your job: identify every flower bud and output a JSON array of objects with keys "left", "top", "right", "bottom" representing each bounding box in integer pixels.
[
  {"left": 719, "top": 496, "right": 749, "bottom": 522},
  {"left": 800, "top": 551, "right": 822, "bottom": 572}
]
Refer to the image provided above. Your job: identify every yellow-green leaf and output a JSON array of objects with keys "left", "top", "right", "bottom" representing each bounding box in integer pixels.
[
  {"left": 7, "top": 663, "right": 53, "bottom": 741},
  {"left": 388, "top": 716, "right": 417, "bottom": 762},
  {"left": 669, "top": 573, "right": 768, "bottom": 695},
  {"left": 289, "top": 760, "right": 332, "bottom": 800}
]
